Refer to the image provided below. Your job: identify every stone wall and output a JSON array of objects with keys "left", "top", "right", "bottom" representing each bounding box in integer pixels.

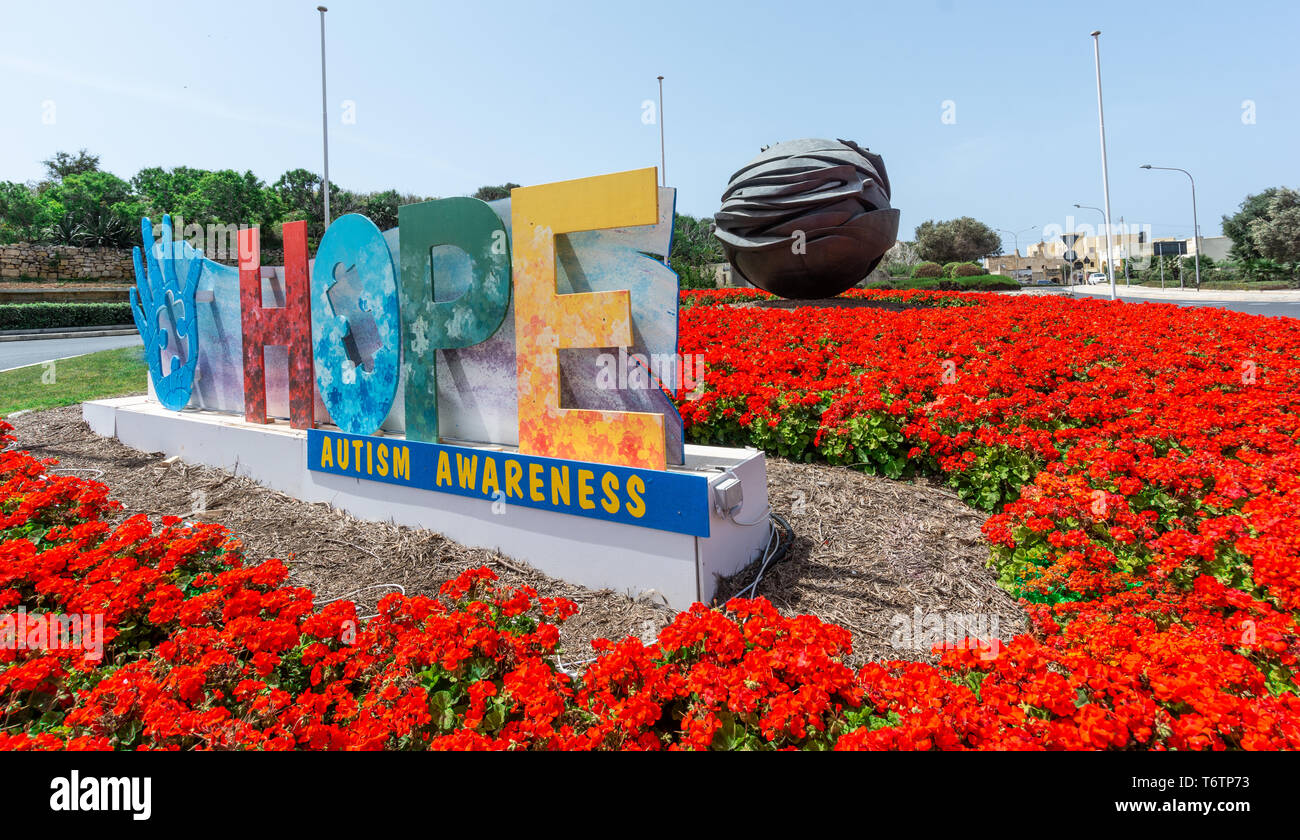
[{"left": 0, "top": 243, "right": 136, "bottom": 282}]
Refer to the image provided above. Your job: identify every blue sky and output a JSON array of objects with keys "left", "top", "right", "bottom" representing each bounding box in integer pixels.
[{"left": 1, "top": 0, "right": 1295, "bottom": 248}]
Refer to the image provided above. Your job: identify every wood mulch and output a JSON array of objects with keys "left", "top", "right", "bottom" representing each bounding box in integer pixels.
[{"left": 6, "top": 406, "right": 1025, "bottom": 667}]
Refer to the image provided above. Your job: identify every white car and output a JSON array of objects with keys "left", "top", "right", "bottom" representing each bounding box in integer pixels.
[{"left": 1086, "top": 272, "right": 1108, "bottom": 285}]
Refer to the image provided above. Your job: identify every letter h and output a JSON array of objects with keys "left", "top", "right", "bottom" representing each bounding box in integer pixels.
[{"left": 238, "top": 221, "right": 315, "bottom": 428}]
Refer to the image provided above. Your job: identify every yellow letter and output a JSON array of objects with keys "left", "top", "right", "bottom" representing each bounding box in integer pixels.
[
  {"left": 393, "top": 447, "right": 411, "bottom": 481},
  {"left": 456, "top": 453, "right": 479, "bottom": 490},
  {"left": 436, "top": 451, "right": 452, "bottom": 486},
  {"left": 321, "top": 435, "right": 334, "bottom": 468},
  {"left": 481, "top": 457, "right": 499, "bottom": 496},
  {"left": 377, "top": 443, "right": 389, "bottom": 476},
  {"left": 505, "top": 460, "right": 523, "bottom": 499},
  {"left": 511, "top": 169, "right": 666, "bottom": 471},
  {"left": 578, "top": 469, "right": 595, "bottom": 510},
  {"left": 529, "top": 462, "right": 545, "bottom": 502},
  {"left": 625, "top": 474, "right": 646, "bottom": 518},
  {"left": 551, "top": 465, "right": 570, "bottom": 506},
  {"left": 600, "top": 472, "right": 620, "bottom": 514}
]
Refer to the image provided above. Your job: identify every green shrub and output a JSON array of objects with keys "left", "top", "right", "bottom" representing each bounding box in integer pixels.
[
  {"left": 0, "top": 302, "right": 134, "bottom": 331},
  {"left": 673, "top": 261, "right": 717, "bottom": 290},
  {"left": 912, "top": 261, "right": 943, "bottom": 278},
  {"left": 940, "top": 261, "right": 961, "bottom": 278},
  {"left": 958, "top": 275, "right": 1020, "bottom": 291},
  {"left": 953, "top": 262, "right": 985, "bottom": 277}
]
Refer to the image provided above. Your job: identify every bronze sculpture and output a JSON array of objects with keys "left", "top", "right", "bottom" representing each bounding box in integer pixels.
[{"left": 714, "top": 138, "right": 899, "bottom": 299}]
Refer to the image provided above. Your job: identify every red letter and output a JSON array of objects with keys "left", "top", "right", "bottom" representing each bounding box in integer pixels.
[{"left": 239, "top": 222, "right": 315, "bottom": 428}]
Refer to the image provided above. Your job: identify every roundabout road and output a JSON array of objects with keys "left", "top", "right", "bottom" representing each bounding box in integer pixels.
[{"left": 0, "top": 335, "right": 143, "bottom": 373}]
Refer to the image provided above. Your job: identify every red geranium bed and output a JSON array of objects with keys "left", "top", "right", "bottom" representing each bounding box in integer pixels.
[{"left": 2, "top": 289, "right": 1297, "bottom": 750}]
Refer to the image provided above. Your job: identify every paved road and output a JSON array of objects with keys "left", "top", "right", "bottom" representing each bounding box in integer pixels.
[
  {"left": 0, "top": 335, "right": 143, "bottom": 373},
  {"left": 1033, "top": 288, "right": 1300, "bottom": 319},
  {"left": 1135, "top": 299, "right": 1300, "bottom": 318}
]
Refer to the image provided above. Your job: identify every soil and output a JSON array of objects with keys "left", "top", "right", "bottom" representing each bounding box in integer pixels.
[
  {"left": 5, "top": 406, "right": 1026, "bottom": 667},
  {"left": 743, "top": 298, "right": 917, "bottom": 312}
]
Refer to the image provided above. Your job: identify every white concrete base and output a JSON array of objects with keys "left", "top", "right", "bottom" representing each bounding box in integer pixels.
[{"left": 83, "top": 397, "right": 770, "bottom": 610}]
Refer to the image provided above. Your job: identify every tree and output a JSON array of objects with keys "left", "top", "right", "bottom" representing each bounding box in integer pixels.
[
  {"left": 885, "top": 241, "right": 920, "bottom": 275},
  {"left": 360, "top": 189, "right": 402, "bottom": 231},
  {"left": 131, "top": 166, "right": 211, "bottom": 216},
  {"left": 0, "top": 182, "right": 58, "bottom": 243},
  {"left": 671, "top": 214, "right": 724, "bottom": 289},
  {"left": 914, "top": 217, "right": 1002, "bottom": 264},
  {"left": 1222, "top": 188, "right": 1283, "bottom": 261},
  {"left": 42, "top": 171, "right": 143, "bottom": 247},
  {"left": 177, "top": 171, "right": 273, "bottom": 227},
  {"left": 1247, "top": 188, "right": 1300, "bottom": 268},
  {"left": 472, "top": 183, "right": 520, "bottom": 202},
  {"left": 41, "top": 149, "right": 101, "bottom": 184},
  {"left": 274, "top": 169, "right": 323, "bottom": 219}
]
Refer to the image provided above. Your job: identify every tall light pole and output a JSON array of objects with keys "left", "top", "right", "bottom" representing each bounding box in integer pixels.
[
  {"left": 1090, "top": 30, "right": 1117, "bottom": 301},
  {"left": 1141, "top": 164, "right": 1201, "bottom": 290},
  {"left": 318, "top": 6, "right": 331, "bottom": 226},
  {"left": 656, "top": 75, "right": 666, "bottom": 187},
  {"left": 996, "top": 225, "right": 1037, "bottom": 282},
  {"left": 996, "top": 225, "right": 1038, "bottom": 256}
]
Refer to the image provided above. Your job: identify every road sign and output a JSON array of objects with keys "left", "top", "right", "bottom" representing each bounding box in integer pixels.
[
  {"left": 1061, "top": 233, "right": 1081, "bottom": 248},
  {"left": 1153, "top": 240, "right": 1186, "bottom": 257},
  {"left": 1063, "top": 249, "right": 1078, "bottom": 263}
]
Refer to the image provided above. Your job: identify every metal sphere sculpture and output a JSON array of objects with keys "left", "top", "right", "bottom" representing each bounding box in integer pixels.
[{"left": 713, "top": 138, "right": 900, "bottom": 299}]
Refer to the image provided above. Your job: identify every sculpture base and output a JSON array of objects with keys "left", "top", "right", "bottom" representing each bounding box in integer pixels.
[{"left": 83, "top": 397, "right": 771, "bottom": 610}]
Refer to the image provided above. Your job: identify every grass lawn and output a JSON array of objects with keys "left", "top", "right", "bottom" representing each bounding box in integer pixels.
[{"left": 0, "top": 346, "right": 146, "bottom": 416}]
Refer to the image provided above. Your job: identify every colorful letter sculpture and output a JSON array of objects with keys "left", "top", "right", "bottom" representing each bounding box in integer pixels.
[
  {"left": 311, "top": 214, "right": 401, "bottom": 436},
  {"left": 238, "top": 223, "right": 316, "bottom": 428},
  {"left": 131, "top": 167, "right": 688, "bottom": 487},
  {"left": 398, "top": 197, "right": 512, "bottom": 444},
  {"left": 713, "top": 138, "right": 900, "bottom": 299},
  {"left": 512, "top": 169, "right": 668, "bottom": 471},
  {"left": 130, "top": 215, "right": 202, "bottom": 411}
]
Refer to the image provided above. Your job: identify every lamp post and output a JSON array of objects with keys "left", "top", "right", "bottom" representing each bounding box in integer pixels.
[
  {"left": 1090, "top": 30, "right": 1117, "bottom": 301},
  {"left": 996, "top": 225, "right": 1038, "bottom": 256},
  {"left": 1140, "top": 164, "right": 1201, "bottom": 290},
  {"left": 317, "top": 6, "right": 330, "bottom": 226},
  {"left": 656, "top": 75, "right": 665, "bottom": 188},
  {"left": 996, "top": 225, "right": 1038, "bottom": 283}
]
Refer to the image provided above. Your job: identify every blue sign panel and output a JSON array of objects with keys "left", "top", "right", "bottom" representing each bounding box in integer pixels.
[{"left": 307, "top": 429, "right": 711, "bottom": 537}]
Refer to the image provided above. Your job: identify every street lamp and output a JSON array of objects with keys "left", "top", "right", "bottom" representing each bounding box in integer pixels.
[
  {"left": 317, "top": 6, "right": 330, "bottom": 226},
  {"left": 1090, "top": 30, "right": 1117, "bottom": 301},
  {"left": 656, "top": 76, "right": 666, "bottom": 188},
  {"left": 996, "top": 225, "right": 1037, "bottom": 283},
  {"left": 656, "top": 75, "right": 667, "bottom": 266},
  {"left": 996, "top": 225, "right": 1038, "bottom": 256},
  {"left": 1140, "top": 164, "right": 1201, "bottom": 290}
]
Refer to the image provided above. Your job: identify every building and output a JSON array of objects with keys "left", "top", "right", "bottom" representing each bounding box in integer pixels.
[{"left": 986, "top": 232, "right": 1231, "bottom": 284}]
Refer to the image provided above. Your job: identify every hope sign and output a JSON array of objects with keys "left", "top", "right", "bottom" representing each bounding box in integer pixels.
[{"left": 212, "top": 167, "right": 675, "bottom": 472}]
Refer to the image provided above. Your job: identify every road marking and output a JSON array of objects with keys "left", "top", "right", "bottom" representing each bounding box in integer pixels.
[{"left": 0, "top": 340, "right": 143, "bottom": 375}]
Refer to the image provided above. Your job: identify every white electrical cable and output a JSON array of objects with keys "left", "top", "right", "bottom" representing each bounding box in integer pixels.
[
  {"left": 733, "top": 516, "right": 781, "bottom": 599},
  {"left": 728, "top": 504, "right": 772, "bottom": 527}
]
